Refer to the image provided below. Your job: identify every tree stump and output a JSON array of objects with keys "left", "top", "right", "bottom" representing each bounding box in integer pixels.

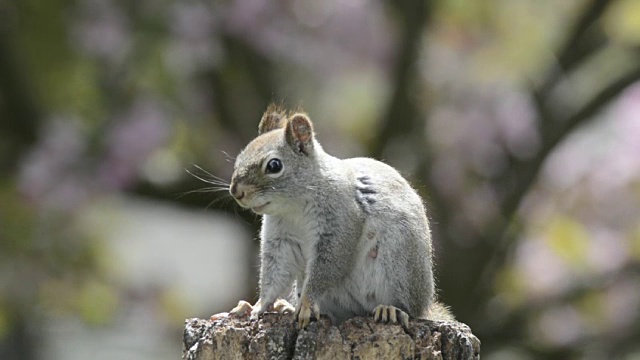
[{"left": 183, "top": 312, "right": 480, "bottom": 359}]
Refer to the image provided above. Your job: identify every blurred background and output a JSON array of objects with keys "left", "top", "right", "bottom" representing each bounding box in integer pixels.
[{"left": 1, "top": 0, "right": 639, "bottom": 359}]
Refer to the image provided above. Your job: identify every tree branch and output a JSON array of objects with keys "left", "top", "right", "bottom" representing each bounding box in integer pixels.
[
  {"left": 370, "top": 0, "right": 432, "bottom": 159},
  {"left": 443, "top": 1, "right": 638, "bottom": 325},
  {"left": 502, "top": 65, "right": 640, "bottom": 223},
  {"left": 0, "top": 10, "right": 41, "bottom": 173},
  {"left": 536, "top": 0, "right": 613, "bottom": 96},
  {"left": 469, "top": 66, "right": 640, "bottom": 309}
]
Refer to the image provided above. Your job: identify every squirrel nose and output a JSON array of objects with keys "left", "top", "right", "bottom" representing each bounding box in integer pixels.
[{"left": 230, "top": 182, "right": 245, "bottom": 200}]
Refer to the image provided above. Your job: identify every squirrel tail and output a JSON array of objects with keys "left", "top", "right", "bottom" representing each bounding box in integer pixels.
[{"left": 426, "top": 301, "right": 455, "bottom": 321}]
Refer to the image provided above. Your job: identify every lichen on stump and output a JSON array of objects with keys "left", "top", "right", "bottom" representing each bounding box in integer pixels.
[{"left": 183, "top": 312, "right": 480, "bottom": 360}]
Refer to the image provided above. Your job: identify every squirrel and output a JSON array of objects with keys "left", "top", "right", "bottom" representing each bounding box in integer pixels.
[{"left": 227, "top": 104, "right": 453, "bottom": 329}]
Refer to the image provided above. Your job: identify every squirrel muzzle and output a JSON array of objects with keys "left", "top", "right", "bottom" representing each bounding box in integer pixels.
[{"left": 229, "top": 180, "right": 245, "bottom": 200}]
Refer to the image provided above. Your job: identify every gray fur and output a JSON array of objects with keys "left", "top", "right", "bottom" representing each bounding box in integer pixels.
[{"left": 229, "top": 111, "right": 437, "bottom": 325}]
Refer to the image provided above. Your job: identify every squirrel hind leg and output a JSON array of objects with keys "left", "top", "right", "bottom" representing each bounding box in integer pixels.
[{"left": 372, "top": 305, "right": 410, "bottom": 328}]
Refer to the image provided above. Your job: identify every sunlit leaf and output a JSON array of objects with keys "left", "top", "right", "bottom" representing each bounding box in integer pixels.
[
  {"left": 544, "top": 216, "right": 589, "bottom": 268},
  {"left": 494, "top": 266, "right": 526, "bottom": 306},
  {"left": 160, "top": 288, "right": 188, "bottom": 323},
  {"left": 575, "top": 291, "right": 606, "bottom": 330},
  {"left": 604, "top": 0, "right": 640, "bottom": 45},
  {"left": 77, "top": 281, "right": 118, "bottom": 326},
  {"left": 0, "top": 186, "right": 35, "bottom": 253},
  {"left": 630, "top": 226, "right": 640, "bottom": 260}
]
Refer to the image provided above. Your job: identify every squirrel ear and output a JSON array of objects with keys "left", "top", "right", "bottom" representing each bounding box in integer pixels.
[
  {"left": 258, "top": 110, "right": 286, "bottom": 135},
  {"left": 285, "top": 113, "right": 314, "bottom": 155}
]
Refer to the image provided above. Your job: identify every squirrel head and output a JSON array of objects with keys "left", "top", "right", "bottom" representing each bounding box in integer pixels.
[{"left": 229, "top": 105, "right": 322, "bottom": 215}]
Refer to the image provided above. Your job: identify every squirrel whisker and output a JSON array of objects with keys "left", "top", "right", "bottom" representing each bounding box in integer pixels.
[
  {"left": 186, "top": 167, "right": 230, "bottom": 187},
  {"left": 221, "top": 150, "right": 236, "bottom": 163},
  {"left": 176, "top": 187, "right": 230, "bottom": 199}
]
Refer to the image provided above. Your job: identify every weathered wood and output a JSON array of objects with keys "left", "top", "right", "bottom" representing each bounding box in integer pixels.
[{"left": 183, "top": 312, "right": 480, "bottom": 360}]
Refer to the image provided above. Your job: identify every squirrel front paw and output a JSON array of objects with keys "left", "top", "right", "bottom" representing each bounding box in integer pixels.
[
  {"left": 230, "top": 299, "right": 295, "bottom": 320},
  {"left": 273, "top": 299, "right": 295, "bottom": 315},
  {"left": 227, "top": 299, "right": 271, "bottom": 319},
  {"left": 251, "top": 299, "right": 295, "bottom": 319},
  {"left": 250, "top": 298, "right": 272, "bottom": 320},
  {"left": 295, "top": 295, "right": 320, "bottom": 329},
  {"left": 229, "top": 300, "right": 256, "bottom": 318}
]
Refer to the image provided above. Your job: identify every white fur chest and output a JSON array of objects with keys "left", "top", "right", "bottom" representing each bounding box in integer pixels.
[{"left": 262, "top": 204, "right": 319, "bottom": 269}]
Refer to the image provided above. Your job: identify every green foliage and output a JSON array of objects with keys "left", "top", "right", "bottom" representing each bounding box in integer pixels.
[
  {"left": 78, "top": 280, "right": 119, "bottom": 325},
  {"left": 604, "top": 0, "right": 640, "bottom": 45},
  {"left": 544, "top": 216, "right": 589, "bottom": 268}
]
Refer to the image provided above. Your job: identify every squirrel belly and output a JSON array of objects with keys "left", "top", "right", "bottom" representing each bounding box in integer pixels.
[{"left": 229, "top": 106, "right": 453, "bottom": 328}]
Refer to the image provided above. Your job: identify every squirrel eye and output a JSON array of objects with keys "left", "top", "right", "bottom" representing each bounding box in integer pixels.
[{"left": 265, "top": 158, "right": 283, "bottom": 175}]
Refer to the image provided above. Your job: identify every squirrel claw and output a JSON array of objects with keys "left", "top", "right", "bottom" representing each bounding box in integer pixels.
[
  {"left": 250, "top": 299, "right": 273, "bottom": 320},
  {"left": 229, "top": 299, "right": 271, "bottom": 320},
  {"left": 295, "top": 296, "right": 319, "bottom": 329},
  {"left": 231, "top": 299, "right": 295, "bottom": 320},
  {"left": 373, "top": 305, "right": 410, "bottom": 328},
  {"left": 229, "top": 300, "right": 253, "bottom": 318}
]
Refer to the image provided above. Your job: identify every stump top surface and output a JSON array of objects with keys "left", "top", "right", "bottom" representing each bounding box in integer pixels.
[{"left": 183, "top": 312, "right": 480, "bottom": 360}]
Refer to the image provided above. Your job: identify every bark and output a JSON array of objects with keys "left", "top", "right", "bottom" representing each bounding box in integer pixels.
[{"left": 183, "top": 312, "right": 480, "bottom": 360}]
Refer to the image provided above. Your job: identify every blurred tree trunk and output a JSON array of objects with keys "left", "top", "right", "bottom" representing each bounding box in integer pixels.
[
  {"left": 0, "top": 314, "right": 38, "bottom": 360},
  {"left": 0, "top": 5, "right": 42, "bottom": 360},
  {"left": 0, "top": 9, "right": 40, "bottom": 174}
]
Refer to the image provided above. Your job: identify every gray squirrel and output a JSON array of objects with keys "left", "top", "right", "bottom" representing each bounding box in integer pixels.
[{"left": 228, "top": 105, "right": 452, "bottom": 329}]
